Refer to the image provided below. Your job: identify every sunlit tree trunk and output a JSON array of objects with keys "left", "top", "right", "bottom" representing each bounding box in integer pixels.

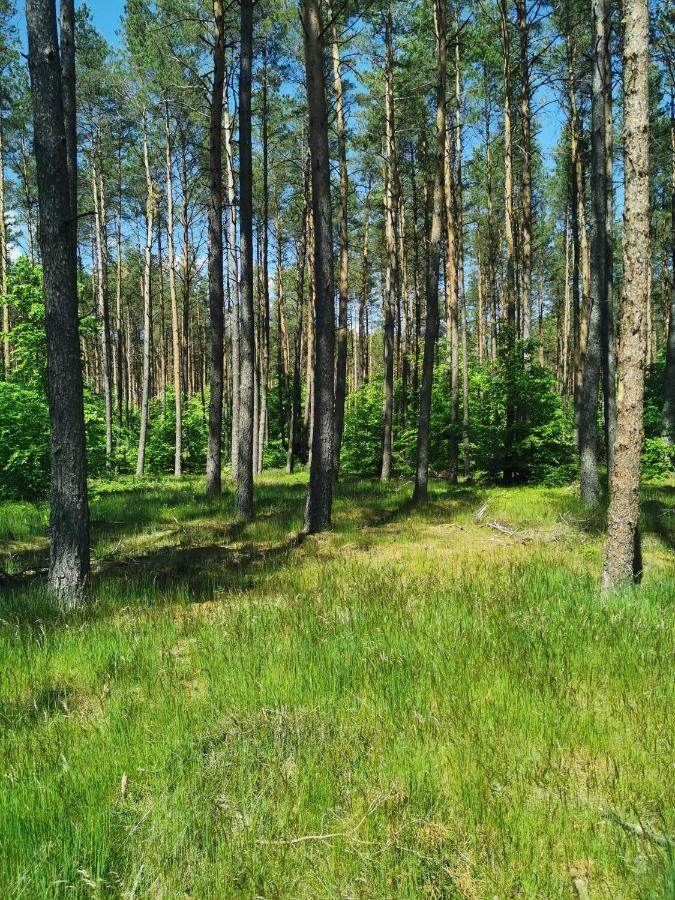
[
  {"left": 602, "top": 0, "right": 650, "bottom": 589},
  {"left": 136, "top": 115, "right": 154, "bottom": 477},
  {"left": 164, "top": 102, "right": 182, "bottom": 475}
]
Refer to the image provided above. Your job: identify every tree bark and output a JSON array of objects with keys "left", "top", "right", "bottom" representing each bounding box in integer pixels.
[
  {"left": 27, "top": 0, "right": 90, "bottom": 603},
  {"left": 602, "top": 0, "right": 650, "bottom": 590},
  {"left": 0, "top": 115, "right": 9, "bottom": 378},
  {"left": 381, "top": 6, "right": 398, "bottom": 482},
  {"left": 206, "top": 0, "right": 225, "bottom": 498},
  {"left": 164, "top": 103, "right": 182, "bottom": 475},
  {"left": 662, "top": 88, "right": 675, "bottom": 443},
  {"left": 136, "top": 115, "right": 154, "bottom": 477},
  {"left": 91, "top": 144, "right": 113, "bottom": 460},
  {"left": 413, "top": 0, "right": 446, "bottom": 503},
  {"left": 301, "top": 0, "right": 336, "bottom": 533},
  {"left": 287, "top": 152, "right": 310, "bottom": 474},
  {"left": 516, "top": 0, "right": 533, "bottom": 342},
  {"left": 236, "top": 0, "right": 255, "bottom": 519},
  {"left": 224, "top": 93, "right": 240, "bottom": 478}
]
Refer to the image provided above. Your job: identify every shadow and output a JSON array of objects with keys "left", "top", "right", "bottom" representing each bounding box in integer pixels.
[{"left": 640, "top": 497, "right": 675, "bottom": 553}]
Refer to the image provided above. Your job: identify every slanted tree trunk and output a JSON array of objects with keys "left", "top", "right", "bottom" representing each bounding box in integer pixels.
[
  {"left": 136, "top": 115, "right": 154, "bottom": 476},
  {"left": 236, "top": 0, "right": 255, "bottom": 519},
  {"left": 164, "top": 102, "right": 182, "bottom": 475},
  {"left": 602, "top": 0, "right": 650, "bottom": 589},
  {"left": 328, "top": 1, "right": 349, "bottom": 475},
  {"left": 206, "top": 0, "right": 225, "bottom": 498},
  {"left": 413, "top": 0, "right": 446, "bottom": 503},
  {"left": 27, "top": 0, "right": 90, "bottom": 603},
  {"left": 662, "top": 87, "right": 675, "bottom": 443},
  {"left": 301, "top": 0, "right": 335, "bottom": 533},
  {"left": 381, "top": 6, "right": 397, "bottom": 482}
]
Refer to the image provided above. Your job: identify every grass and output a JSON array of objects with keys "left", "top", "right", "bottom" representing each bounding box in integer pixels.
[{"left": 0, "top": 472, "right": 673, "bottom": 898}]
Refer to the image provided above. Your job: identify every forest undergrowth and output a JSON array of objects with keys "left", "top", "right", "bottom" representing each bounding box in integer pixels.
[{"left": 0, "top": 472, "right": 673, "bottom": 898}]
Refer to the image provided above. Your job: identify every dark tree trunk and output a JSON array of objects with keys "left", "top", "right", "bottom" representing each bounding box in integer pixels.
[
  {"left": 27, "top": 0, "right": 90, "bottom": 603},
  {"left": 301, "top": 0, "right": 335, "bottom": 533},
  {"left": 236, "top": 0, "right": 255, "bottom": 519},
  {"left": 662, "top": 91, "right": 675, "bottom": 443},
  {"left": 206, "top": 0, "right": 225, "bottom": 498},
  {"left": 413, "top": 0, "right": 446, "bottom": 503}
]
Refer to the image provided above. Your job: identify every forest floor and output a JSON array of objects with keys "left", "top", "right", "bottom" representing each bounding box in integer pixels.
[{"left": 0, "top": 473, "right": 673, "bottom": 898}]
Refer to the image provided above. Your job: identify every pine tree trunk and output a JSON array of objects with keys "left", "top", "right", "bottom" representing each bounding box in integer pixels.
[
  {"left": 164, "top": 103, "right": 182, "bottom": 475},
  {"left": 224, "top": 96, "right": 240, "bottom": 479},
  {"left": 236, "top": 0, "right": 255, "bottom": 519},
  {"left": 516, "top": 0, "right": 533, "bottom": 342},
  {"left": 301, "top": 0, "right": 335, "bottom": 533},
  {"left": 603, "top": 26, "right": 617, "bottom": 473},
  {"left": 91, "top": 146, "right": 113, "bottom": 460},
  {"left": 662, "top": 90, "right": 675, "bottom": 443},
  {"left": 602, "top": 0, "right": 650, "bottom": 589},
  {"left": 206, "top": 0, "right": 225, "bottom": 498},
  {"left": 444, "top": 72, "right": 459, "bottom": 484},
  {"left": 359, "top": 184, "right": 371, "bottom": 387},
  {"left": 156, "top": 216, "right": 167, "bottom": 416},
  {"left": 27, "top": 0, "right": 90, "bottom": 603},
  {"left": 381, "top": 7, "right": 397, "bottom": 482},
  {"left": 413, "top": 0, "right": 446, "bottom": 503},
  {"left": 136, "top": 116, "right": 154, "bottom": 477},
  {"left": 287, "top": 153, "right": 310, "bottom": 475},
  {"left": 0, "top": 115, "right": 10, "bottom": 378}
]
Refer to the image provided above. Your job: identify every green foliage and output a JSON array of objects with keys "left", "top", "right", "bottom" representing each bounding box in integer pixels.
[
  {"left": 2, "top": 258, "right": 47, "bottom": 386},
  {"left": 145, "top": 390, "right": 209, "bottom": 475},
  {"left": 341, "top": 379, "right": 385, "bottom": 477},
  {"left": 0, "top": 381, "right": 49, "bottom": 499},
  {"left": 642, "top": 437, "right": 675, "bottom": 481}
]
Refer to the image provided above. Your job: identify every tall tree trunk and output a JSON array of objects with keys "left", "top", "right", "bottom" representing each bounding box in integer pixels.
[
  {"left": 115, "top": 207, "right": 123, "bottom": 444},
  {"left": 0, "top": 115, "right": 9, "bottom": 378},
  {"left": 257, "top": 44, "right": 270, "bottom": 476},
  {"left": 206, "top": 0, "right": 225, "bottom": 498},
  {"left": 275, "top": 196, "right": 290, "bottom": 438},
  {"left": 499, "top": 0, "right": 516, "bottom": 332},
  {"left": 236, "top": 0, "right": 255, "bottom": 519},
  {"left": 454, "top": 36, "right": 469, "bottom": 478},
  {"left": 136, "top": 115, "right": 154, "bottom": 476},
  {"left": 179, "top": 135, "right": 191, "bottom": 400},
  {"left": 662, "top": 87, "right": 675, "bottom": 443},
  {"left": 287, "top": 153, "right": 310, "bottom": 474},
  {"left": 224, "top": 94, "right": 240, "bottom": 478},
  {"left": 164, "top": 103, "right": 182, "bottom": 475},
  {"left": 516, "top": 0, "right": 533, "bottom": 341},
  {"left": 301, "top": 0, "right": 335, "bottom": 533},
  {"left": 579, "top": 0, "right": 608, "bottom": 506},
  {"left": 602, "top": 22, "right": 617, "bottom": 472},
  {"left": 27, "top": 0, "right": 90, "bottom": 602},
  {"left": 381, "top": 6, "right": 397, "bottom": 482},
  {"left": 329, "top": 0, "right": 349, "bottom": 475},
  {"left": 602, "top": 0, "right": 650, "bottom": 589},
  {"left": 156, "top": 215, "right": 167, "bottom": 415},
  {"left": 359, "top": 183, "right": 371, "bottom": 387},
  {"left": 444, "top": 114, "right": 459, "bottom": 483},
  {"left": 413, "top": 0, "right": 446, "bottom": 503},
  {"left": 91, "top": 144, "right": 113, "bottom": 459}
]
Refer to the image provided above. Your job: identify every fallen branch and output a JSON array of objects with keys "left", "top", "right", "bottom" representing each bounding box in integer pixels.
[{"left": 601, "top": 808, "right": 675, "bottom": 849}]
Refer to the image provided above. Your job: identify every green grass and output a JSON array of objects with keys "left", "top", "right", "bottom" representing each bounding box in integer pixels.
[{"left": 0, "top": 473, "right": 673, "bottom": 898}]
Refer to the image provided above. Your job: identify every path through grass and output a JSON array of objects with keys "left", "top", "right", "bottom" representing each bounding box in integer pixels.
[{"left": 1, "top": 474, "right": 673, "bottom": 897}]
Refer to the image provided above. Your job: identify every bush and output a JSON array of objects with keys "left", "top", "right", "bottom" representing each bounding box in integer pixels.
[
  {"left": 145, "top": 390, "right": 209, "bottom": 474},
  {"left": 642, "top": 437, "right": 675, "bottom": 480},
  {"left": 0, "top": 382, "right": 50, "bottom": 499}
]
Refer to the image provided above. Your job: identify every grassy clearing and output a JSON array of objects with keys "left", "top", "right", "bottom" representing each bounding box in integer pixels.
[{"left": 0, "top": 473, "right": 673, "bottom": 898}]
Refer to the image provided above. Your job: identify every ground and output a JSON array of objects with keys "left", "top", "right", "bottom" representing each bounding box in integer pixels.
[{"left": 0, "top": 473, "right": 673, "bottom": 898}]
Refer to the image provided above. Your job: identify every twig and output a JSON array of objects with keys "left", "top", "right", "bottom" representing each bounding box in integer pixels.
[{"left": 601, "top": 808, "right": 675, "bottom": 849}]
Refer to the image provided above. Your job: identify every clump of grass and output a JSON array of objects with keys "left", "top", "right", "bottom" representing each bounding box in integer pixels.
[{"left": 0, "top": 473, "right": 673, "bottom": 897}]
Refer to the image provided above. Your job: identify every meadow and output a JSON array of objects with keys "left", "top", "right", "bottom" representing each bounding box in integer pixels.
[{"left": 0, "top": 473, "right": 673, "bottom": 898}]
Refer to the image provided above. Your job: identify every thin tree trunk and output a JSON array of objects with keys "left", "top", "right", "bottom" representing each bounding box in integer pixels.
[
  {"left": 27, "top": 0, "right": 90, "bottom": 602},
  {"left": 603, "top": 23, "right": 617, "bottom": 472},
  {"left": 257, "top": 44, "right": 270, "bottom": 477},
  {"left": 224, "top": 93, "right": 240, "bottom": 478},
  {"left": 136, "top": 115, "right": 154, "bottom": 477},
  {"left": 236, "top": 0, "right": 255, "bottom": 519},
  {"left": 91, "top": 144, "right": 113, "bottom": 459},
  {"left": 329, "top": 0, "right": 349, "bottom": 475},
  {"left": 301, "top": 0, "right": 336, "bottom": 533},
  {"left": 602, "top": 0, "right": 650, "bottom": 589},
  {"left": 164, "top": 103, "right": 182, "bottom": 475},
  {"left": 413, "top": 0, "right": 446, "bottom": 503},
  {"left": 662, "top": 86, "right": 675, "bottom": 443},
  {"left": 206, "top": 0, "right": 225, "bottom": 498},
  {"left": 516, "top": 0, "right": 533, "bottom": 342},
  {"left": 287, "top": 152, "right": 310, "bottom": 474},
  {"left": 359, "top": 183, "right": 371, "bottom": 387},
  {"left": 0, "top": 116, "right": 10, "bottom": 377},
  {"left": 381, "top": 6, "right": 397, "bottom": 482},
  {"left": 156, "top": 215, "right": 167, "bottom": 415}
]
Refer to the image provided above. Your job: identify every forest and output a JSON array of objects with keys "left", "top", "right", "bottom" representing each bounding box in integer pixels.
[{"left": 0, "top": 0, "right": 673, "bottom": 895}]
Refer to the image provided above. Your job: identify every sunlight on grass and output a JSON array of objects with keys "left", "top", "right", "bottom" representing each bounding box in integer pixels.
[{"left": 0, "top": 473, "right": 673, "bottom": 897}]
